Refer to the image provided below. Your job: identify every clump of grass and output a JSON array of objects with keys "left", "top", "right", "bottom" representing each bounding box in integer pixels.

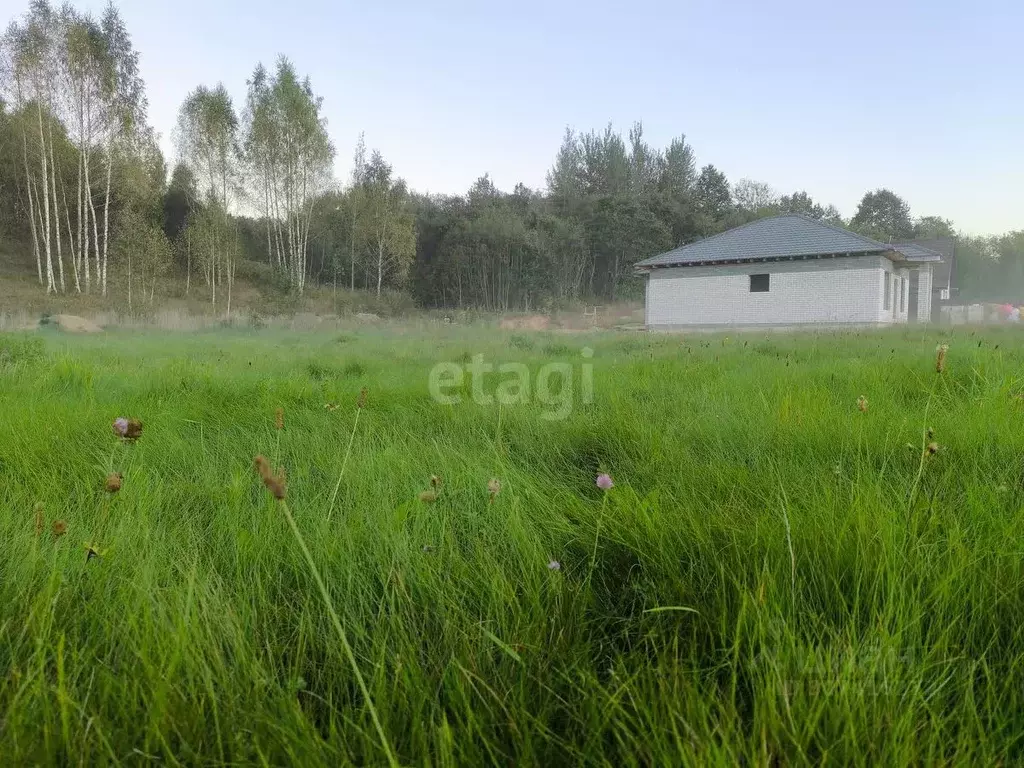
[
  {"left": 342, "top": 361, "right": 365, "bottom": 378},
  {"left": 508, "top": 334, "right": 534, "bottom": 351},
  {"left": 542, "top": 342, "right": 571, "bottom": 357},
  {"left": 306, "top": 362, "right": 335, "bottom": 380}
]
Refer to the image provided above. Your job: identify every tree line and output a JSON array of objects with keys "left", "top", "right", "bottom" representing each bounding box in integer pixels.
[{"left": 1, "top": 0, "right": 1021, "bottom": 314}]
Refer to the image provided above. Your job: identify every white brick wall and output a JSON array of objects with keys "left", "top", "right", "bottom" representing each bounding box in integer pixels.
[
  {"left": 879, "top": 267, "right": 912, "bottom": 324},
  {"left": 645, "top": 255, "right": 901, "bottom": 328},
  {"left": 916, "top": 265, "right": 932, "bottom": 323}
]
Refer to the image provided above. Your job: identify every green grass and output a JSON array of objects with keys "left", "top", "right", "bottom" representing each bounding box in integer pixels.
[{"left": 3, "top": 325, "right": 1024, "bottom": 765}]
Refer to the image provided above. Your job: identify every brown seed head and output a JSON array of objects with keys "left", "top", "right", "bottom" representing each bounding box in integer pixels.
[
  {"left": 926, "top": 442, "right": 940, "bottom": 455},
  {"left": 265, "top": 475, "right": 286, "bottom": 500},
  {"left": 122, "top": 419, "right": 143, "bottom": 441},
  {"left": 104, "top": 472, "right": 123, "bottom": 494},
  {"left": 419, "top": 490, "right": 437, "bottom": 503},
  {"left": 254, "top": 455, "right": 271, "bottom": 478},
  {"left": 935, "top": 344, "right": 949, "bottom": 374},
  {"left": 357, "top": 387, "right": 368, "bottom": 409},
  {"left": 33, "top": 502, "right": 44, "bottom": 536},
  {"left": 857, "top": 395, "right": 868, "bottom": 413},
  {"left": 254, "top": 454, "right": 286, "bottom": 500},
  {"left": 487, "top": 478, "right": 501, "bottom": 499},
  {"left": 274, "top": 407, "right": 284, "bottom": 431},
  {"left": 52, "top": 520, "right": 67, "bottom": 537},
  {"left": 430, "top": 474, "right": 441, "bottom": 488}
]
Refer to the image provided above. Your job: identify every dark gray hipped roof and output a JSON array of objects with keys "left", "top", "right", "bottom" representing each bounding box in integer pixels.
[
  {"left": 635, "top": 214, "right": 937, "bottom": 269},
  {"left": 893, "top": 237, "right": 955, "bottom": 290}
]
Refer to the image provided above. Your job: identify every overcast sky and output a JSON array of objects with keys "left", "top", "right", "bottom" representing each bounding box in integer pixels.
[{"left": 48, "top": 0, "right": 1024, "bottom": 235}]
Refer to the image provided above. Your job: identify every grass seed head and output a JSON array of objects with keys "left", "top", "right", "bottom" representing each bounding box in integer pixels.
[
  {"left": 254, "top": 454, "right": 287, "bottom": 500},
  {"left": 857, "top": 395, "right": 868, "bottom": 413},
  {"left": 33, "top": 501, "right": 44, "bottom": 536},
  {"left": 51, "top": 520, "right": 67, "bottom": 537},
  {"left": 430, "top": 474, "right": 441, "bottom": 488},
  {"left": 113, "top": 417, "right": 143, "bottom": 441},
  {"left": 487, "top": 478, "right": 501, "bottom": 501},
  {"left": 927, "top": 442, "right": 941, "bottom": 456},
  {"left": 274, "top": 407, "right": 284, "bottom": 430},
  {"left": 357, "top": 387, "right": 368, "bottom": 409},
  {"left": 547, "top": 559, "right": 561, "bottom": 571},
  {"left": 254, "top": 455, "right": 271, "bottom": 477},
  {"left": 936, "top": 344, "right": 949, "bottom": 373},
  {"left": 104, "top": 472, "right": 122, "bottom": 494},
  {"left": 419, "top": 490, "right": 437, "bottom": 503}
]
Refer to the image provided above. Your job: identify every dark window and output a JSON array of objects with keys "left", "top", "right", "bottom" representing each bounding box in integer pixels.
[
  {"left": 749, "top": 273, "right": 770, "bottom": 292},
  {"left": 884, "top": 273, "right": 891, "bottom": 310}
]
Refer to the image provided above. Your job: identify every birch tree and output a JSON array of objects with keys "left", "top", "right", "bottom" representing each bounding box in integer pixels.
[
  {"left": 346, "top": 133, "right": 366, "bottom": 291},
  {"left": 1, "top": 1, "right": 146, "bottom": 297},
  {"left": 175, "top": 83, "right": 238, "bottom": 311},
  {"left": 242, "top": 56, "right": 334, "bottom": 295},
  {"left": 359, "top": 149, "right": 415, "bottom": 296},
  {"left": 98, "top": 1, "right": 145, "bottom": 296}
]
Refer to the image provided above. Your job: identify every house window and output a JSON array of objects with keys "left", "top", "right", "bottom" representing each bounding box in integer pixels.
[
  {"left": 749, "top": 274, "right": 770, "bottom": 292},
  {"left": 884, "top": 273, "right": 891, "bottom": 310},
  {"left": 900, "top": 278, "right": 906, "bottom": 312}
]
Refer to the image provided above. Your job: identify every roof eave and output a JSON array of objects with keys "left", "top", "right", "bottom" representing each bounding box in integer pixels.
[{"left": 635, "top": 249, "right": 888, "bottom": 271}]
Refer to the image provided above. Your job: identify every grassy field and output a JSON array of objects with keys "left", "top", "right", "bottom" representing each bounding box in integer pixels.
[{"left": 3, "top": 324, "right": 1024, "bottom": 765}]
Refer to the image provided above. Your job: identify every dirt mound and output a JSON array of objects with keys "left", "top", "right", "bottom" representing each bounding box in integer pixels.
[
  {"left": 51, "top": 314, "right": 102, "bottom": 333},
  {"left": 498, "top": 314, "right": 549, "bottom": 331}
]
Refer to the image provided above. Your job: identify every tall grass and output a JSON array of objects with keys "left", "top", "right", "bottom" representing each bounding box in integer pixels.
[{"left": 2, "top": 325, "right": 1024, "bottom": 765}]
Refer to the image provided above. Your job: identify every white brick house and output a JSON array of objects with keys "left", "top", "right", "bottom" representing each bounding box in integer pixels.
[{"left": 635, "top": 214, "right": 940, "bottom": 329}]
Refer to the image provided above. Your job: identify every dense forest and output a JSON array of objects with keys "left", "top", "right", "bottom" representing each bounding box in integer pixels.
[{"left": 1, "top": 1, "right": 1021, "bottom": 315}]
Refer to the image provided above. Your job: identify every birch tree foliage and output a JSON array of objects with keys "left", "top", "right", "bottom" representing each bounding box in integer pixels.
[
  {"left": 175, "top": 83, "right": 238, "bottom": 310},
  {"left": 359, "top": 149, "right": 415, "bottom": 296},
  {"left": 242, "top": 56, "right": 334, "bottom": 295},
  {"left": 111, "top": 126, "right": 169, "bottom": 311},
  {"left": 97, "top": 0, "right": 146, "bottom": 296},
  {"left": 0, "top": 0, "right": 146, "bottom": 297}
]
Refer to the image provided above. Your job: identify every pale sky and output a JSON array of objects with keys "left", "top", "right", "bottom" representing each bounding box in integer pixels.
[{"left": 21, "top": 0, "right": 1023, "bottom": 235}]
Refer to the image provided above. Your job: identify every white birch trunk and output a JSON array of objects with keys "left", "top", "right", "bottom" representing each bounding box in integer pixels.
[
  {"left": 47, "top": 117, "right": 65, "bottom": 293},
  {"left": 36, "top": 102, "right": 55, "bottom": 293},
  {"left": 101, "top": 134, "right": 112, "bottom": 296},
  {"left": 23, "top": 133, "right": 42, "bottom": 285}
]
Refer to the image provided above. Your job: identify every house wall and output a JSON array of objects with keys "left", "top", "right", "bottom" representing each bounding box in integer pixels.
[
  {"left": 645, "top": 255, "right": 897, "bottom": 328},
  {"left": 917, "top": 265, "right": 933, "bottom": 323},
  {"left": 880, "top": 266, "right": 911, "bottom": 324}
]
